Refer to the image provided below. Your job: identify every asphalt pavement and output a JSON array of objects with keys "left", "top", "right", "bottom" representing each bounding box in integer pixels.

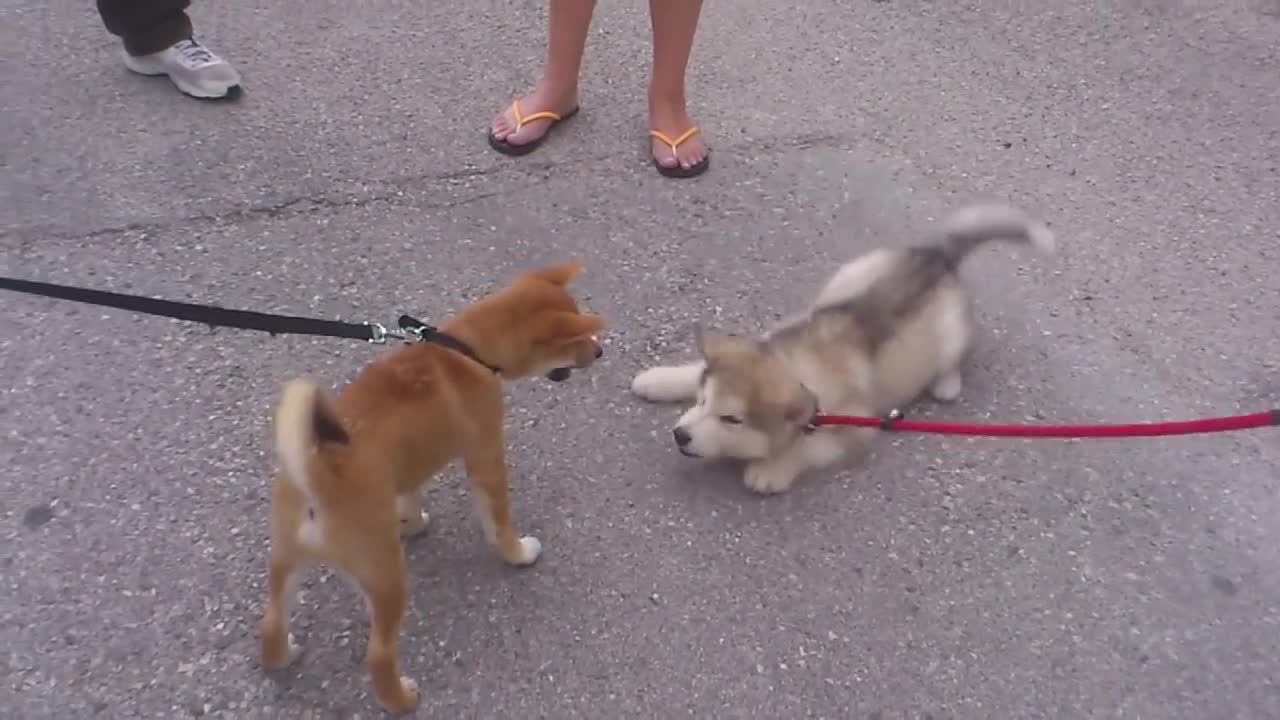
[{"left": 3, "top": 0, "right": 1279, "bottom": 718}]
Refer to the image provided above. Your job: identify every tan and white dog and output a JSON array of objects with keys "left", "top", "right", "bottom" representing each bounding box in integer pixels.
[
  {"left": 630, "top": 204, "right": 1055, "bottom": 495},
  {"left": 258, "top": 261, "right": 605, "bottom": 713}
]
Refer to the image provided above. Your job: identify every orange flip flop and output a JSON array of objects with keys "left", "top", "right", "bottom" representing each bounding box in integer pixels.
[
  {"left": 649, "top": 126, "right": 711, "bottom": 178},
  {"left": 487, "top": 99, "right": 580, "bottom": 157}
]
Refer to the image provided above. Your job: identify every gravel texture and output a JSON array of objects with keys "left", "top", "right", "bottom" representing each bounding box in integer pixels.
[{"left": 3, "top": 0, "right": 1279, "bottom": 717}]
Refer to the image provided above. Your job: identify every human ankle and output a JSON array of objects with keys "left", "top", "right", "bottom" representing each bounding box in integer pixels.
[
  {"left": 532, "top": 76, "right": 579, "bottom": 106},
  {"left": 647, "top": 88, "right": 688, "bottom": 113}
]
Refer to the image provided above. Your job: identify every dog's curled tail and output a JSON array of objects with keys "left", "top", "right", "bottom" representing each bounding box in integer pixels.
[
  {"left": 939, "top": 203, "right": 1056, "bottom": 265},
  {"left": 274, "top": 378, "right": 350, "bottom": 507}
]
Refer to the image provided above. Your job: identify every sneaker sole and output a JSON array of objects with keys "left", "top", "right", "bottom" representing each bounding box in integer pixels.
[{"left": 123, "top": 53, "right": 242, "bottom": 100}]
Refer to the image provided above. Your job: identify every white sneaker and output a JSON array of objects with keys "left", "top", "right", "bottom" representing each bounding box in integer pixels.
[{"left": 123, "top": 38, "right": 242, "bottom": 99}]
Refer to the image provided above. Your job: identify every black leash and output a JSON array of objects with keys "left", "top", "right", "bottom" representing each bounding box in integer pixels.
[
  {"left": 1, "top": 276, "right": 381, "bottom": 341},
  {"left": 0, "top": 276, "right": 501, "bottom": 373}
]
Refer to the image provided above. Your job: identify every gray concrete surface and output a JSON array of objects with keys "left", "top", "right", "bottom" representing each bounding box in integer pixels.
[{"left": 3, "top": 0, "right": 1279, "bottom": 717}]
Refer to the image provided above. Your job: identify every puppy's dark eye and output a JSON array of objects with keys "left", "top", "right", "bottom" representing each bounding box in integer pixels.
[{"left": 719, "top": 415, "right": 743, "bottom": 425}]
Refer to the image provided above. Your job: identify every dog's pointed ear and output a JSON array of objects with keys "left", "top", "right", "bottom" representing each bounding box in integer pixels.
[
  {"left": 693, "top": 323, "right": 724, "bottom": 356},
  {"left": 695, "top": 325, "right": 749, "bottom": 359},
  {"left": 534, "top": 311, "right": 606, "bottom": 342},
  {"left": 527, "top": 260, "right": 585, "bottom": 287},
  {"left": 783, "top": 386, "right": 820, "bottom": 425}
]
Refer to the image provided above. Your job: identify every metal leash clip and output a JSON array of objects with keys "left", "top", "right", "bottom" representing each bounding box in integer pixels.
[
  {"left": 364, "top": 322, "right": 391, "bottom": 344},
  {"left": 879, "top": 408, "right": 905, "bottom": 430},
  {"left": 363, "top": 321, "right": 411, "bottom": 344},
  {"left": 397, "top": 314, "right": 438, "bottom": 343},
  {"left": 363, "top": 316, "right": 442, "bottom": 345}
]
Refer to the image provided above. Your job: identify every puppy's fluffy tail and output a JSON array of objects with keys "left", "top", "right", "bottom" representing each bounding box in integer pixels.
[
  {"left": 274, "top": 378, "right": 350, "bottom": 508},
  {"left": 938, "top": 203, "right": 1056, "bottom": 265}
]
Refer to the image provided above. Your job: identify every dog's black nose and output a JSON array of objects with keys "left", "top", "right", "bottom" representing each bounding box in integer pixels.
[
  {"left": 672, "top": 426, "right": 692, "bottom": 447},
  {"left": 594, "top": 344, "right": 604, "bottom": 359}
]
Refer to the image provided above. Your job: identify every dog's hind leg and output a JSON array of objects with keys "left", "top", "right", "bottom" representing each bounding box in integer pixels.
[
  {"left": 930, "top": 371, "right": 963, "bottom": 402},
  {"left": 631, "top": 361, "right": 705, "bottom": 403},
  {"left": 353, "top": 539, "right": 420, "bottom": 713},
  {"left": 260, "top": 486, "right": 306, "bottom": 670},
  {"left": 396, "top": 491, "right": 430, "bottom": 538},
  {"left": 464, "top": 438, "right": 542, "bottom": 567},
  {"left": 259, "top": 546, "right": 304, "bottom": 670},
  {"left": 929, "top": 293, "right": 974, "bottom": 403}
]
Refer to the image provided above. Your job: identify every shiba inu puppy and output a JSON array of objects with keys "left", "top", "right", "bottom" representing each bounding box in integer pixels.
[{"left": 258, "top": 261, "right": 605, "bottom": 713}]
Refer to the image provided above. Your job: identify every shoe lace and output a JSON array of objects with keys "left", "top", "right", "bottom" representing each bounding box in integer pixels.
[{"left": 173, "top": 39, "right": 216, "bottom": 66}]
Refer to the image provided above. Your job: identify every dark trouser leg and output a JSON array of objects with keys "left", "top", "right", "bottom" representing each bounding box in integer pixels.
[{"left": 97, "top": 0, "right": 193, "bottom": 56}]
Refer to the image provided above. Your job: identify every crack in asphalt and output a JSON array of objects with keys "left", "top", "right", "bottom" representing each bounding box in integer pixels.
[
  {"left": 0, "top": 133, "right": 856, "bottom": 248},
  {"left": 1, "top": 186, "right": 503, "bottom": 250}
]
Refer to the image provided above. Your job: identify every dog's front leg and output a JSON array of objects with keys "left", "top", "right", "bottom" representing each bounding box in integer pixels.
[
  {"left": 743, "top": 425, "right": 871, "bottom": 495},
  {"left": 464, "top": 439, "right": 542, "bottom": 566},
  {"left": 631, "top": 361, "right": 705, "bottom": 403}
]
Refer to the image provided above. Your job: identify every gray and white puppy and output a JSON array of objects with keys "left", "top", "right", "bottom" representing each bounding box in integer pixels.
[{"left": 630, "top": 204, "right": 1056, "bottom": 495}]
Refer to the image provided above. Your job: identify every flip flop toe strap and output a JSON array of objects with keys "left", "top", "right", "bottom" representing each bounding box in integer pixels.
[
  {"left": 511, "top": 99, "right": 563, "bottom": 131},
  {"left": 649, "top": 127, "right": 701, "bottom": 163}
]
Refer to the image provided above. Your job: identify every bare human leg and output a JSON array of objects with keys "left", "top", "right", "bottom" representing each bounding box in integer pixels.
[
  {"left": 489, "top": 0, "right": 597, "bottom": 153},
  {"left": 648, "top": 0, "right": 709, "bottom": 176}
]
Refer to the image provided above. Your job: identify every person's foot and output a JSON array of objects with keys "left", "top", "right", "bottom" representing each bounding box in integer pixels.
[
  {"left": 123, "top": 38, "right": 242, "bottom": 99},
  {"left": 489, "top": 84, "right": 580, "bottom": 150},
  {"left": 649, "top": 95, "right": 709, "bottom": 175}
]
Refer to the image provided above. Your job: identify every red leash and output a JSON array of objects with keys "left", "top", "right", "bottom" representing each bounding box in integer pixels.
[{"left": 810, "top": 409, "right": 1278, "bottom": 438}]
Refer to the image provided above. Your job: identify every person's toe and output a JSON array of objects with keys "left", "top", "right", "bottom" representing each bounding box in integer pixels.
[
  {"left": 505, "top": 122, "right": 541, "bottom": 147},
  {"left": 491, "top": 110, "right": 515, "bottom": 140},
  {"left": 651, "top": 140, "right": 679, "bottom": 168},
  {"left": 678, "top": 142, "right": 707, "bottom": 169},
  {"left": 675, "top": 137, "right": 706, "bottom": 166}
]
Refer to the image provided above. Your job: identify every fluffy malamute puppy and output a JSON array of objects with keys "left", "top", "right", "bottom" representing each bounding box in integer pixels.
[{"left": 630, "top": 204, "right": 1056, "bottom": 495}]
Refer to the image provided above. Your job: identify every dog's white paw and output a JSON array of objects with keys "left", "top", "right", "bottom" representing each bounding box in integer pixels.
[
  {"left": 399, "top": 510, "right": 430, "bottom": 538},
  {"left": 743, "top": 461, "right": 796, "bottom": 495},
  {"left": 379, "top": 676, "right": 421, "bottom": 713},
  {"left": 631, "top": 364, "right": 702, "bottom": 403},
  {"left": 514, "top": 535, "right": 543, "bottom": 566},
  {"left": 630, "top": 367, "right": 676, "bottom": 401},
  {"left": 930, "top": 371, "right": 963, "bottom": 402},
  {"left": 400, "top": 676, "right": 419, "bottom": 700},
  {"left": 285, "top": 633, "right": 303, "bottom": 665},
  {"left": 287, "top": 634, "right": 303, "bottom": 664}
]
